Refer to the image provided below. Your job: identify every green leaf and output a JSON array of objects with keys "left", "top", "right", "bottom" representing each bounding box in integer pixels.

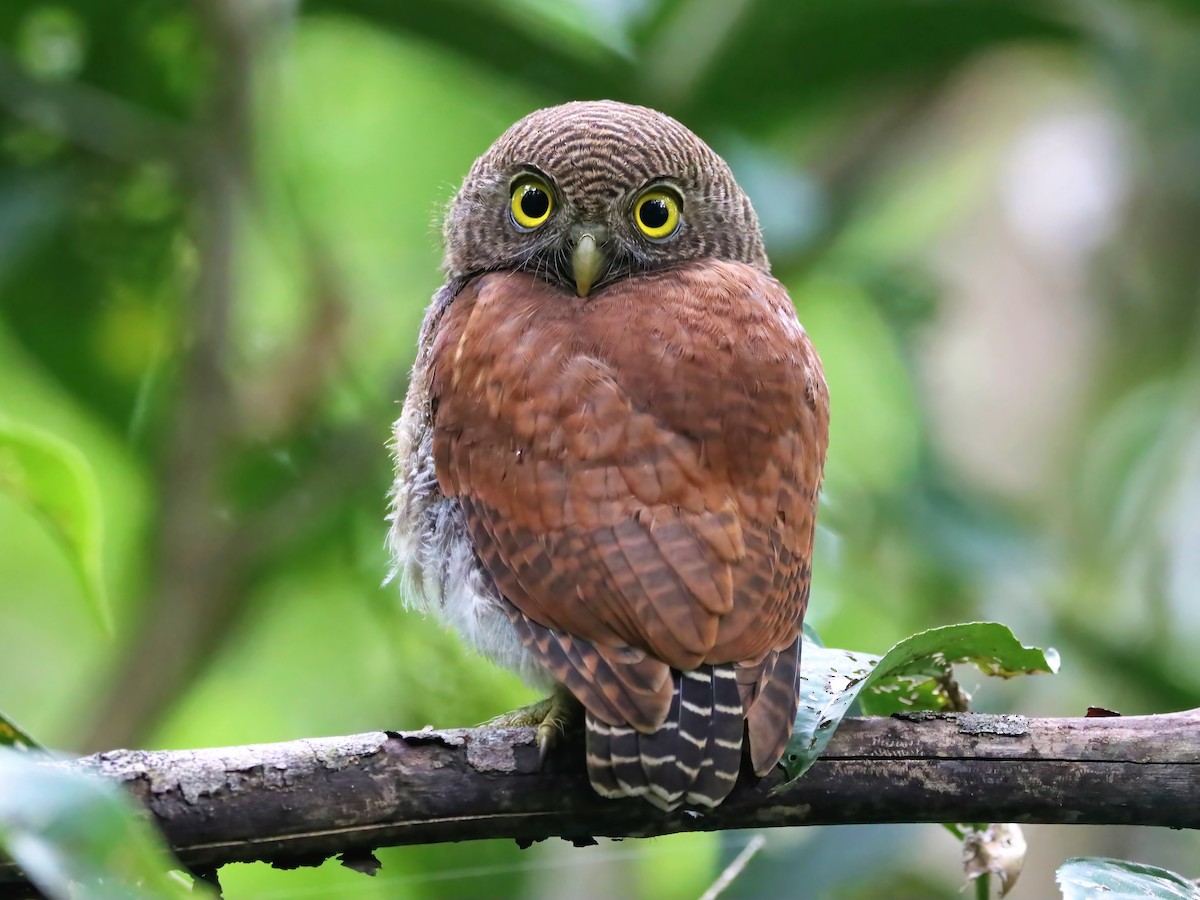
[
  {"left": 0, "top": 749, "right": 211, "bottom": 899},
  {"left": 781, "top": 623, "right": 1059, "bottom": 782},
  {"left": 1057, "top": 857, "right": 1199, "bottom": 900},
  {"left": 0, "top": 418, "right": 110, "bottom": 633},
  {"left": 0, "top": 710, "right": 45, "bottom": 754},
  {"left": 855, "top": 622, "right": 1060, "bottom": 717}
]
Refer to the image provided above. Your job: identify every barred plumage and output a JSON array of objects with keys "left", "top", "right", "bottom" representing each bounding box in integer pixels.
[{"left": 584, "top": 663, "right": 747, "bottom": 811}]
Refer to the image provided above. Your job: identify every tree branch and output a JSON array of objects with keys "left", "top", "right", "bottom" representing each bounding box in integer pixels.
[
  {"left": 82, "top": 0, "right": 267, "bottom": 751},
  {"left": 5, "top": 709, "right": 1196, "bottom": 888},
  {"left": 0, "top": 49, "right": 184, "bottom": 164}
]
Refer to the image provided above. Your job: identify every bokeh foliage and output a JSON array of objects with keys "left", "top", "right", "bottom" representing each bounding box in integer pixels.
[{"left": 1, "top": 0, "right": 1199, "bottom": 897}]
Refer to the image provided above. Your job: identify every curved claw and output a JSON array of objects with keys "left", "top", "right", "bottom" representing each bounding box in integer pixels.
[
  {"left": 487, "top": 689, "right": 579, "bottom": 770},
  {"left": 537, "top": 722, "right": 557, "bottom": 767},
  {"left": 534, "top": 691, "right": 575, "bottom": 768}
]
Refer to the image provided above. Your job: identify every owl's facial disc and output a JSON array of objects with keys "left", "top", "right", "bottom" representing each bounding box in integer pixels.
[{"left": 443, "top": 102, "right": 770, "bottom": 286}]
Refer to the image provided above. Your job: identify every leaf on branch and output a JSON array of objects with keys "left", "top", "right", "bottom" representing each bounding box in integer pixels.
[
  {"left": 1056, "top": 857, "right": 1200, "bottom": 900},
  {"left": 0, "top": 709, "right": 46, "bottom": 754},
  {"left": 781, "top": 622, "right": 1060, "bottom": 782},
  {"left": 0, "top": 750, "right": 213, "bottom": 899},
  {"left": 0, "top": 418, "right": 110, "bottom": 633}
]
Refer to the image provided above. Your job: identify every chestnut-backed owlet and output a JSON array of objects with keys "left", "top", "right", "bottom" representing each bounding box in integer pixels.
[{"left": 390, "top": 100, "right": 828, "bottom": 811}]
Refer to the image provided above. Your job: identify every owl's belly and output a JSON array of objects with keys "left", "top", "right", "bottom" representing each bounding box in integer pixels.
[{"left": 389, "top": 429, "right": 555, "bottom": 691}]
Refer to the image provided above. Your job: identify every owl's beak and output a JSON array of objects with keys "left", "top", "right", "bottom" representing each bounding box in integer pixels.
[{"left": 572, "top": 233, "right": 604, "bottom": 298}]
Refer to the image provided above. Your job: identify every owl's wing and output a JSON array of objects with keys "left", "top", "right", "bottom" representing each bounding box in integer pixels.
[{"left": 430, "top": 261, "right": 828, "bottom": 738}]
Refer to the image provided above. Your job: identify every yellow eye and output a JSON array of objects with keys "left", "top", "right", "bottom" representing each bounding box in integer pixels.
[
  {"left": 510, "top": 177, "right": 553, "bottom": 230},
  {"left": 634, "top": 189, "right": 681, "bottom": 240}
]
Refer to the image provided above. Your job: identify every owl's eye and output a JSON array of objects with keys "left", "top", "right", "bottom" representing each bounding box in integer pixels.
[
  {"left": 633, "top": 189, "right": 681, "bottom": 240},
  {"left": 510, "top": 177, "right": 554, "bottom": 230}
]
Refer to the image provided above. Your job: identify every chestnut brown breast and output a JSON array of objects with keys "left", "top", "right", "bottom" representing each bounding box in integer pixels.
[{"left": 429, "top": 258, "right": 828, "bottom": 738}]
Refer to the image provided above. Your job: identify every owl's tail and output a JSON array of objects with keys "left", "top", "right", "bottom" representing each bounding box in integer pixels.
[{"left": 585, "top": 663, "right": 745, "bottom": 811}]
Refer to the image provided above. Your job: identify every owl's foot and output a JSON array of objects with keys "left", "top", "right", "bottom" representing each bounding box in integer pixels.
[{"left": 487, "top": 688, "right": 580, "bottom": 766}]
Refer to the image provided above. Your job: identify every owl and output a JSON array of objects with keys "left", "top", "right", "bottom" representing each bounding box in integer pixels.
[{"left": 390, "top": 100, "right": 828, "bottom": 812}]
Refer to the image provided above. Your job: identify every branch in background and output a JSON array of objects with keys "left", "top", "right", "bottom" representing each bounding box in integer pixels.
[
  {"left": 60, "top": 0, "right": 361, "bottom": 756},
  {"left": 698, "top": 834, "right": 766, "bottom": 900},
  {"left": 5, "top": 709, "right": 1193, "bottom": 890},
  {"left": 77, "top": 0, "right": 376, "bottom": 752},
  {"left": 783, "top": 80, "right": 951, "bottom": 273},
  {"left": 81, "top": 0, "right": 260, "bottom": 751},
  {"left": 300, "top": 0, "right": 631, "bottom": 103},
  {"left": 0, "top": 48, "right": 184, "bottom": 164},
  {"left": 236, "top": 240, "right": 350, "bottom": 436}
]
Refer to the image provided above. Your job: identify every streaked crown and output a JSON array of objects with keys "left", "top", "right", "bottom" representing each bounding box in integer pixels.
[{"left": 443, "top": 100, "right": 768, "bottom": 289}]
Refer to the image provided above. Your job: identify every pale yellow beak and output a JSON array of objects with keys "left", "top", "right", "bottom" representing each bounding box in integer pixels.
[{"left": 572, "top": 234, "right": 603, "bottom": 297}]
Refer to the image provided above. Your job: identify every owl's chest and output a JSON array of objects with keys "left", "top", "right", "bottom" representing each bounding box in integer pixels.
[{"left": 431, "top": 264, "right": 807, "bottom": 461}]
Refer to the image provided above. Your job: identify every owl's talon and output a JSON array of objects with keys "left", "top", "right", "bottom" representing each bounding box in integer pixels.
[
  {"left": 534, "top": 691, "right": 576, "bottom": 766},
  {"left": 485, "top": 698, "right": 549, "bottom": 730},
  {"left": 537, "top": 724, "right": 556, "bottom": 766},
  {"left": 487, "top": 689, "right": 578, "bottom": 768}
]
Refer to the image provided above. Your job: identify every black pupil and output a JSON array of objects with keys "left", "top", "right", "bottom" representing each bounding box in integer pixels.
[
  {"left": 640, "top": 198, "right": 670, "bottom": 229},
  {"left": 520, "top": 186, "right": 549, "bottom": 220}
]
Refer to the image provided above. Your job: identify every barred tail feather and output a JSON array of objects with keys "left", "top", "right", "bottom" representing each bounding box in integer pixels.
[
  {"left": 585, "top": 663, "right": 744, "bottom": 811},
  {"left": 746, "top": 636, "right": 803, "bottom": 775},
  {"left": 688, "top": 664, "right": 745, "bottom": 806}
]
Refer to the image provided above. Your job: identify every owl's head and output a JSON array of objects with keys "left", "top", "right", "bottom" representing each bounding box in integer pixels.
[{"left": 443, "top": 100, "right": 768, "bottom": 296}]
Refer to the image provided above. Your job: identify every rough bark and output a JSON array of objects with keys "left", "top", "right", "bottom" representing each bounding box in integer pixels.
[{"left": 2, "top": 708, "right": 1195, "bottom": 889}]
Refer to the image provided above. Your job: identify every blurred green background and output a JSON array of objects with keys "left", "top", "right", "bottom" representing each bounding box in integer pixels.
[{"left": 2, "top": 0, "right": 1199, "bottom": 897}]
